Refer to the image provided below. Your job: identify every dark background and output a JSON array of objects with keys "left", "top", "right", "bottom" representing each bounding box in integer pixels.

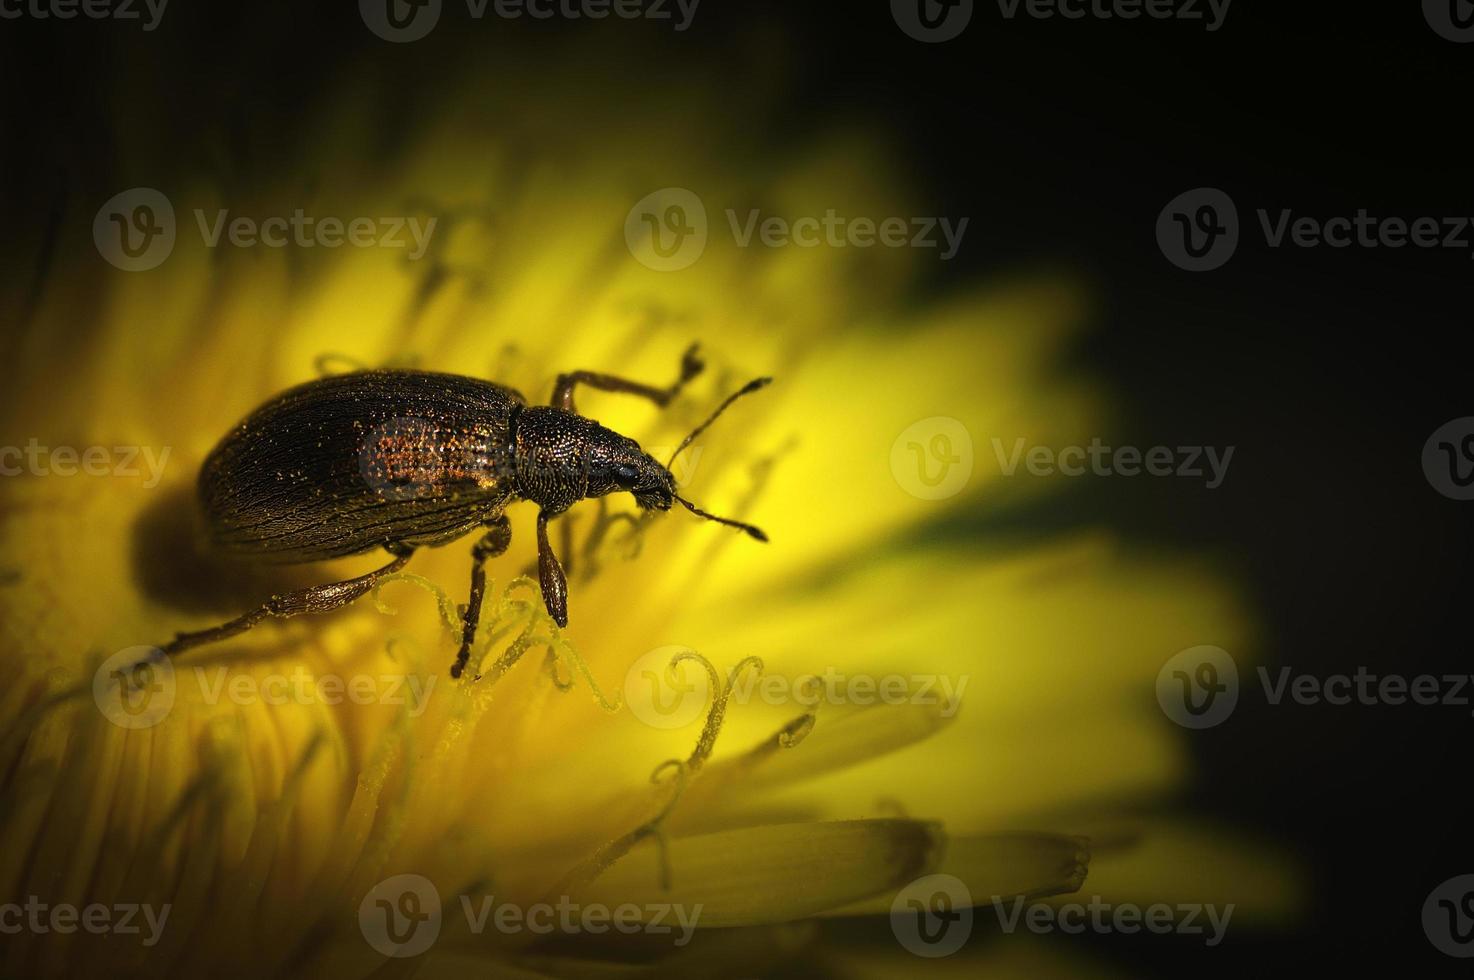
[{"left": 2, "top": 2, "right": 1470, "bottom": 975}]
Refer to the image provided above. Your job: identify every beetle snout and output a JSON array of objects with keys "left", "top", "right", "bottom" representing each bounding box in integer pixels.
[
  {"left": 635, "top": 485, "right": 673, "bottom": 511},
  {"left": 630, "top": 462, "right": 675, "bottom": 511}
]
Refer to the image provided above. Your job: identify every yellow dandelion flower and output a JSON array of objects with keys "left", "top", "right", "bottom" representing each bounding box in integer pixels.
[{"left": 0, "top": 46, "right": 1298, "bottom": 979}]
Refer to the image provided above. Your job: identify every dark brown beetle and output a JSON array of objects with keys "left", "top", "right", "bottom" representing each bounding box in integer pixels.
[{"left": 156, "top": 346, "right": 768, "bottom": 678}]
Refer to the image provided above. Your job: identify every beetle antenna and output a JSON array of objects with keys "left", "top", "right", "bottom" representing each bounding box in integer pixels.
[
  {"left": 666, "top": 376, "right": 772, "bottom": 469},
  {"left": 673, "top": 492, "right": 769, "bottom": 542}
]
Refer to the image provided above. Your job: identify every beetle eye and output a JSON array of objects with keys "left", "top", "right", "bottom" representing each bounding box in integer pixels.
[{"left": 614, "top": 464, "right": 640, "bottom": 487}]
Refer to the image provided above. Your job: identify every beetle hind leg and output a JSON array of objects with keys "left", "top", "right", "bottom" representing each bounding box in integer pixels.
[
  {"left": 451, "top": 516, "right": 513, "bottom": 680},
  {"left": 144, "top": 544, "right": 416, "bottom": 667}
]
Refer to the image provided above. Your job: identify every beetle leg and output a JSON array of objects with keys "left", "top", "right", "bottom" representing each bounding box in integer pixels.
[
  {"left": 536, "top": 509, "right": 569, "bottom": 629},
  {"left": 550, "top": 343, "right": 703, "bottom": 413},
  {"left": 451, "top": 516, "right": 513, "bottom": 679},
  {"left": 146, "top": 544, "right": 416, "bottom": 665}
]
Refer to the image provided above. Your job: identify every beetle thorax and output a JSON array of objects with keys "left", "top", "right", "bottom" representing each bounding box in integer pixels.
[{"left": 512, "top": 406, "right": 601, "bottom": 513}]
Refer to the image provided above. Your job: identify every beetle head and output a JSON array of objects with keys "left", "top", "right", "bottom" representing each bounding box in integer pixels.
[
  {"left": 586, "top": 433, "right": 677, "bottom": 512},
  {"left": 513, "top": 377, "right": 770, "bottom": 543}
]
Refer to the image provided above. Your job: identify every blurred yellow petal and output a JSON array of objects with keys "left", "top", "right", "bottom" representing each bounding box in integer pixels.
[
  {"left": 576, "top": 820, "right": 940, "bottom": 927},
  {"left": 1052, "top": 819, "right": 1304, "bottom": 925},
  {"left": 824, "top": 833, "right": 1091, "bottom": 916}
]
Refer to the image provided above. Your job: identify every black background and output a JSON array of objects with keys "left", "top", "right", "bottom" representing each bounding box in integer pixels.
[{"left": 2, "top": 1, "right": 1471, "bottom": 975}]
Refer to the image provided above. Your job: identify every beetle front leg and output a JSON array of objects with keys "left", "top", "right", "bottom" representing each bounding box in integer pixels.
[
  {"left": 551, "top": 343, "right": 703, "bottom": 414},
  {"left": 536, "top": 509, "right": 569, "bottom": 628},
  {"left": 451, "top": 515, "right": 513, "bottom": 679}
]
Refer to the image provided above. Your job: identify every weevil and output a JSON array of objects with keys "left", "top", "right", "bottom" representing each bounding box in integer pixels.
[{"left": 154, "top": 346, "right": 768, "bottom": 678}]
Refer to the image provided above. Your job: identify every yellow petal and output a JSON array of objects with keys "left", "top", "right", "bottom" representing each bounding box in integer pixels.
[
  {"left": 575, "top": 819, "right": 941, "bottom": 927},
  {"left": 824, "top": 833, "right": 1090, "bottom": 916}
]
